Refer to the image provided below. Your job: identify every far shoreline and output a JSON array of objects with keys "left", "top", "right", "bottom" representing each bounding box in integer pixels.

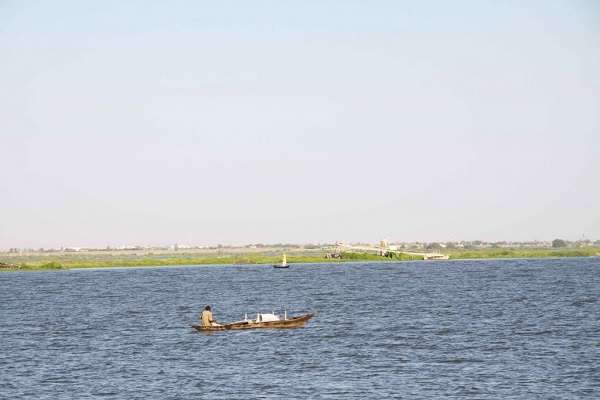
[{"left": 2, "top": 250, "right": 599, "bottom": 272}]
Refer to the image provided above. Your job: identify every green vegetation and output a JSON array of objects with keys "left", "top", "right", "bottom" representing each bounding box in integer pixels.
[
  {"left": 1, "top": 254, "right": 330, "bottom": 271},
  {"left": 2, "top": 261, "right": 66, "bottom": 271},
  {"left": 446, "top": 247, "right": 600, "bottom": 259},
  {"left": 2, "top": 246, "right": 598, "bottom": 272},
  {"left": 1, "top": 251, "right": 417, "bottom": 271},
  {"left": 36, "top": 261, "right": 65, "bottom": 269}
]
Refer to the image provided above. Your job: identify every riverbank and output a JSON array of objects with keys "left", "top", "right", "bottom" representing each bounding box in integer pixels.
[
  {"left": 0, "top": 252, "right": 421, "bottom": 271},
  {"left": 1, "top": 247, "right": 599, "bottom": 271},
  {"left": 445, "top": 247, "right": 600, "bottom": 259}
]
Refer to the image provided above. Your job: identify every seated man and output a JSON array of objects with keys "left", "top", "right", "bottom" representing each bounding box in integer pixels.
[{"left": 200, "top": 305, "right": 221, "bottom": 327}]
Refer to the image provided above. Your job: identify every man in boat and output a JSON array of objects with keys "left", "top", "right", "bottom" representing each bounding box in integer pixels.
[{"left": 200, "top": 305, "right": 221, "bottom": 327}]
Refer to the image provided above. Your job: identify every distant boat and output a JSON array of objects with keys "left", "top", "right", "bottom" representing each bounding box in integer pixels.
[
  {"left": 273, "top": 253, "right": 290, "bottom": 269},
  {"left": 192, "top": 311, "right": 313, "bottom": 331}
]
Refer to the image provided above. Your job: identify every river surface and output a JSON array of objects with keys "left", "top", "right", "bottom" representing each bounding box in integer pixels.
[{"left": 1, "top": 258, "right": 599, "bottom": 399}]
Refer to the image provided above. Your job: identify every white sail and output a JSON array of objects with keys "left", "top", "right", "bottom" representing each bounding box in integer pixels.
[{"left": 282, "top": 254, "right": 287, "bottom": 266}]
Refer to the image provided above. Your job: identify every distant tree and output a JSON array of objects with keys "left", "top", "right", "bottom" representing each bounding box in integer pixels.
[
  {"left": 552, "top": 239, "right": 567, "bottom": 248},
  {"left": 426, "top": 243, "right": 442, "bottom": 250}
]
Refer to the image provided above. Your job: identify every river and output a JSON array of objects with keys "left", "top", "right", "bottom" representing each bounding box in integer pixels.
[{"left": 1, "top": 258, "right": 599, "bottom": 399}]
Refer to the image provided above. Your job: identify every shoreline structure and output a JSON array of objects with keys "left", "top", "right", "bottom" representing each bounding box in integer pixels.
[{"left": 2, "top": 245, "right": 599, "bottom": 271}]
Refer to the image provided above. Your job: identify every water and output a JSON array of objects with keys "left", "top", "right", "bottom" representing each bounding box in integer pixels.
[{"left": 1, "top": 258, "right": 599, "bottom": 399}]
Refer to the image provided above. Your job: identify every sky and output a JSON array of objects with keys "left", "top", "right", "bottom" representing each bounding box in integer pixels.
[{"left": 1, "top": 0, "right": 599, "bottom": 249}]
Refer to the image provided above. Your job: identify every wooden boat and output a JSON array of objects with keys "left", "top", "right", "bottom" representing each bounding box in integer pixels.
[
  {"left": 273, "top": 253, "right": 289, "bottom": 268},
  {"left": 192, "top": 311, "right": 313, "bottom": 332}
]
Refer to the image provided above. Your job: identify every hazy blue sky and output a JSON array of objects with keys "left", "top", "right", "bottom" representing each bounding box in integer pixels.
[{"left": 1, "top": 1, "right": 599, "bottom": 248}]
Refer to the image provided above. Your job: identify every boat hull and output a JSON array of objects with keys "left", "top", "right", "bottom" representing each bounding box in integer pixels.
[
  {"left": 192, "top": 313, "right": 313, "bottom": 332},
  {"left": 273, "top": 264, "right": 290, "bottom": 268}
]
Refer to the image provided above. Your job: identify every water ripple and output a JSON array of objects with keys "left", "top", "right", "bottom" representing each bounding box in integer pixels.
[{"left": 1, "top": 258, "right": 599, "bottom": 399}]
